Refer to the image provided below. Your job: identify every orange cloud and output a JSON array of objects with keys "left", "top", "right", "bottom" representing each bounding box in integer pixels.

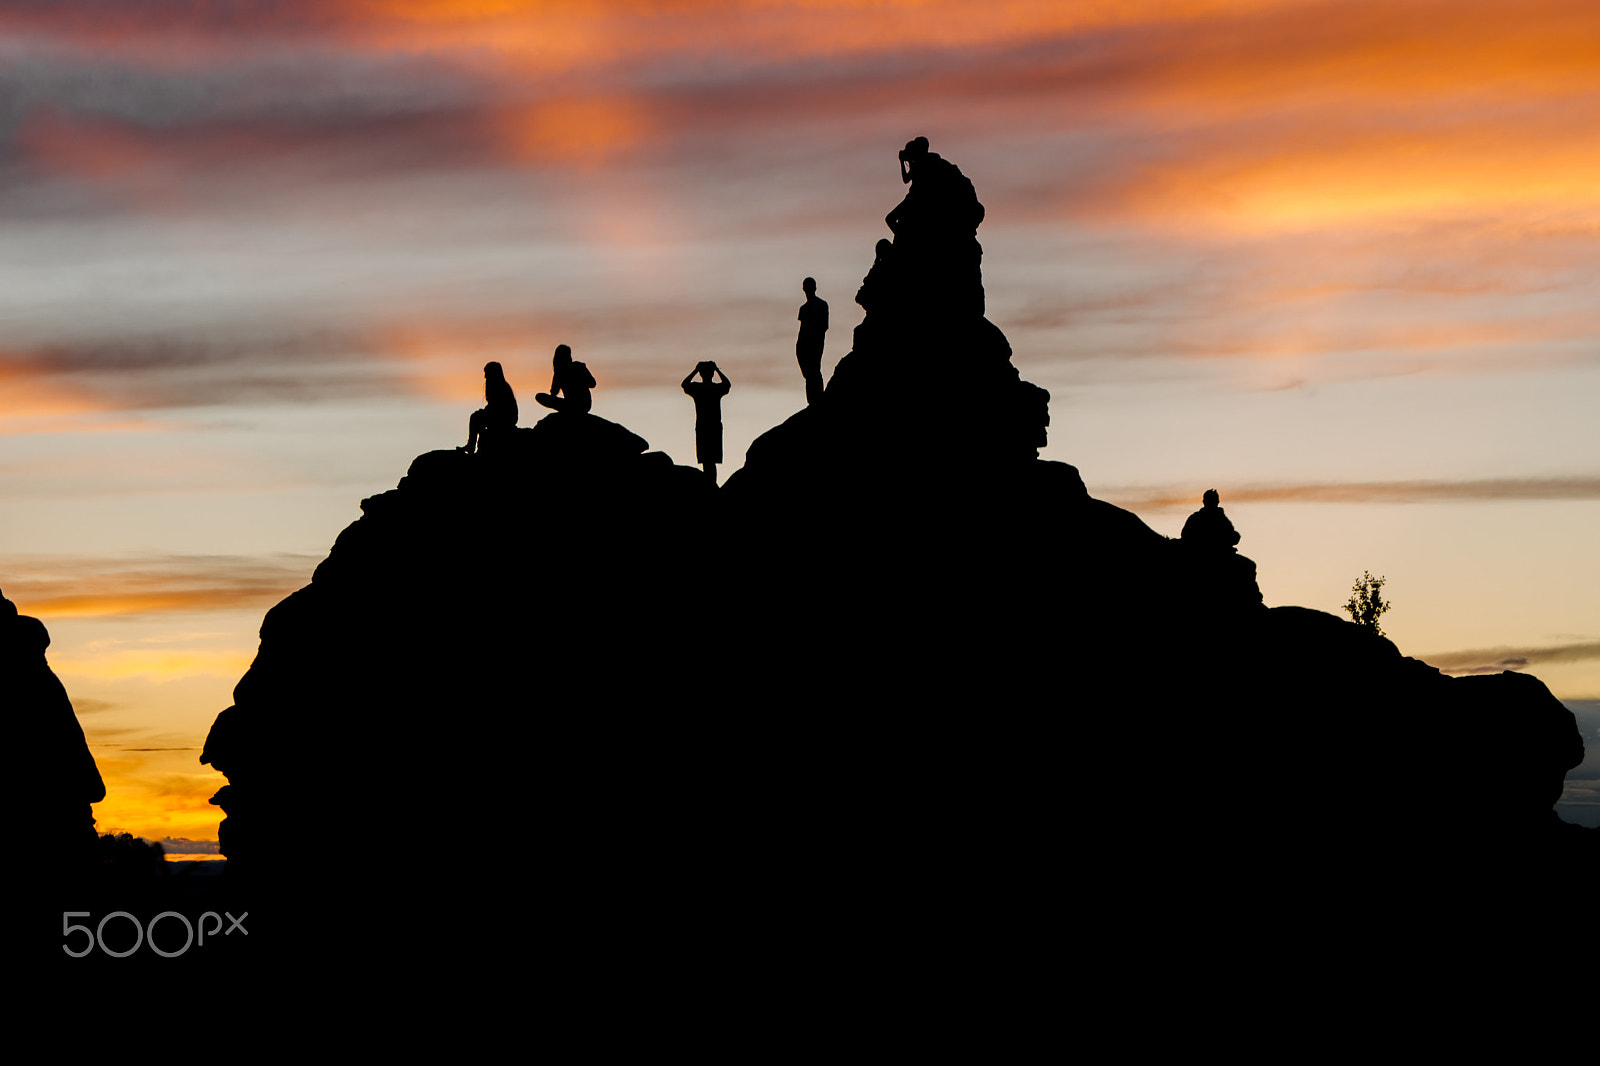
[
  {"left": 3, "top": 555, "right": 314, "bottom": 621},
  {"left": 1099, "top": 107, "right": 1600, "bottom": 233},
  {"left": 125, "top": 1, "right": 1308, "bottom": 67},
  {"left": 1099, "top": 0, "right": 1600, "bottom": 112},
  {"left": 14, "top": 109, "right": 167, "bottom": 183},
  {"left": 11, "top": 0, "right": 1594, "bottom": 238},
  {"left": 499, "top": 95, "right": 649, "bottom": 166},
  {"left": 0, "top": 358, "right": 116, "bottom": 421}
]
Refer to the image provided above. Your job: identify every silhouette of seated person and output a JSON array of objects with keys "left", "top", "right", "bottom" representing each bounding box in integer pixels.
[
  {"left": 460, "top": 361, "right": 518, "bottom": 454},
  {"left": 681, "top": 360, "right": 731, "bottom": 481},
  {"left": 535, "top": 344, "right": 595, "bottom": 414},
  {"left": 855, "top": 238, "right": 903, "bottom": 314},
  {"left": 884, "top": 136, "right": 985, "bottom": 244},
  {"left": 1180, "top": 489, "right": 1241, "bottom": 551},
  {"left": 796, "top": 278, "right": 828, "bottom": 406}
]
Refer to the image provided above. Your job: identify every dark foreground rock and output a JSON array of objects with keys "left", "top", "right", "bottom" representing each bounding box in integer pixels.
[
  {"left": 194, "top": 142, "right": 1593, "bottom": 1004},
  {"left": 2, "top": 589, "right": 103, "bottom": 874}
]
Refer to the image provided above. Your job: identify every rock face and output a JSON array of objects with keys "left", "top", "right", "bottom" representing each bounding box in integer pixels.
[
  {"left": 2, "top": 588, "right": 104, "bottom": 872},
  {"left": 201, "top": 140, "right": 1592, "bottom": 982}
]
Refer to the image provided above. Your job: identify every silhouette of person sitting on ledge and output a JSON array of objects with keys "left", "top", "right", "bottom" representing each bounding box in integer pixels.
[
  {"left": 1181, "top": 489, "right": 1241, "bottom": 551},
  {"left": 536, "top": 344, "right": 595, "bottom": 414},
  {"left": 460, "top": 361, "right": 518, "bottom": 455},
  {"left": 681, "top": 360, "right": 731, "bottom": 482},
  {"left": 796, "top": 278, "right": 829, "bottom": 406}
]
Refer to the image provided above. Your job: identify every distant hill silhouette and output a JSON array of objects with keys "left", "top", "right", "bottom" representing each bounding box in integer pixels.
[{"left": 194, "top": 138, "right": 1593, "bottom": 991}]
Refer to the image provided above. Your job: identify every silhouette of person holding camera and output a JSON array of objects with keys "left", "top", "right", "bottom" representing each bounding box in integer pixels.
[
  {"left": 885, "top": 136, "right": 984, "bottom": 243},
  {"left": 796, "top": 277, "right": 829, "bottom": 406},
  {"left": 536, "top": 344, "right": 595, "bottom": 414},
  {"left": 681, "top": 360, "right": 732, "bottom": 482},
  {"left": 460, "top": 361, "right": 518, "bottom": 455}
]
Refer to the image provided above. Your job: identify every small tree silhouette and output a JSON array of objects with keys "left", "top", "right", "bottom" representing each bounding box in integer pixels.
[{"left": 1344, "top": 571, "right": 1392, "bottom": 635}]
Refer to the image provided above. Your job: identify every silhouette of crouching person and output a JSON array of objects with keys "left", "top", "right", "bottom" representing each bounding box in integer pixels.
[
  {"left": 461, "top": 361, "right": 518, "bottom": 455},
  {"left": 536, "top": 344, "right": 595, "bottom": 415},
  {"left": 681, "top": 360, "right": 731, "bottom": 482}
]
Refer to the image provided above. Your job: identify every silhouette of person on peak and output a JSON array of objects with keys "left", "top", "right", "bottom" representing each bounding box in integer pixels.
[
  {"left": 681, "top": 360, "right": 731, "bottom": 483},
  {"left": 885, "top": 136, "right": 985, "bottom": 240},
  {"left": 796, "top": 277, "right": 829, "bottom": 406},
  {"left": 1181, "top": 489, "right": 1241, "bottom": 551},
  {"left": 536, "top": 344, "right": 595, "bottom": 415},
  {"left": 460, "top": 361, "right": 518, "bottom": 455}
]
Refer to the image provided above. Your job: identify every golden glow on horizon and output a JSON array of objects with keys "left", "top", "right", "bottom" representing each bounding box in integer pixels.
[
  {"left": 53, "top": 649, "right": 255, "bottom": 682},
  {"left": 19, "top": 591, "right": 277, "bottom": 619},
  {"left": 91, "top": 752, "right": 227, "bottom": 844}
]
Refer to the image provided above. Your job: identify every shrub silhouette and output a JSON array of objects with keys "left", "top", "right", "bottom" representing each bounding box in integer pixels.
[{"left": 1344, "top": 571, "right": 1392, "bottom": 635}]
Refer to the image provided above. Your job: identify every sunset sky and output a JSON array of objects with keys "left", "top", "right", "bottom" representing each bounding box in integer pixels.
[{"left": 3, "top": 0, "right": 1597, "bottom": 846}]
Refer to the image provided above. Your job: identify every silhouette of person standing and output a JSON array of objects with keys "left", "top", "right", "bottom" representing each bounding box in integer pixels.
[
  {"left": 535, "top": 344, "right": 595, "bottom": 414},
  {"left": 796, "top": 277, "right": 829, "bottom": 406},
  {"left": 461, "top": 361, "right": 518, "bottom": 454},
  {"left": 681, "top": 360, "right": 731, "bottom": 482}
]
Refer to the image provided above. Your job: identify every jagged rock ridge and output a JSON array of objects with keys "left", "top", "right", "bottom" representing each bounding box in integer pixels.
[{"left": 199, "top": 139, "right": 1593, "bottom": 979}]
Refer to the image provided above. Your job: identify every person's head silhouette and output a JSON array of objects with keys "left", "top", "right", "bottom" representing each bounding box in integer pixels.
[
  {"left": 1203, "top": 488, "right": 1219, "bottom": 509},
  {"left": 803, "top": 277, "right": 816, "bottom": 297},
  {"left": 553, "top": 344, "right": 572, "bottom": 369},
  {"left": 898, "top": 136, "right": 930, "bottom": 183},
  {"left": 484, "top": 361, "right": 504, "bottom": 381}
]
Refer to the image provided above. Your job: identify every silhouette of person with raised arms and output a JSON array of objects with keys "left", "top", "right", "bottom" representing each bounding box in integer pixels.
[
  {"left": 536, "top": 343, "right": 595, "bottom": 414},
  {"left": 460, "top": 361, "right": 518, "bottom": 455},
  {"left": 1181, "top": 489, "right": 1241, "bottom": 551},
  {"left": 796, "top": 277, "right": 829, "bottom": 406},
  {"left": 681, "top": 360, "right": 731, "bottom": 482}
]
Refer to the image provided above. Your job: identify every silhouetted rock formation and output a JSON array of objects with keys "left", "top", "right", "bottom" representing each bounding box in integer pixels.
[
  {"left": 2, "top": 588, "right": 103, "bottom": 872},
  {"left": 728, "top": 137, "right": 1046, "bottom": 502},
  {"left": 200, "top": 140, "right": 1592, "bottom": 990},
  {"left": 199, "top": 411, "right": 715, "bottom": 966}
]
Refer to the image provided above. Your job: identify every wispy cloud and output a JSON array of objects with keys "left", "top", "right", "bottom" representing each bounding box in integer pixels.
[
  {"left": 1, "top": 553, "right": 317, "bottom": 619},
  {"left": 1421, "top": 642, "right": 1600, "bottom": 675},
  {"left": 1, "top": 0, "right": 1595, "bottom": 402},
  {"left": 1102, "top": 477, "right": 1600, "bottom": 511}
]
